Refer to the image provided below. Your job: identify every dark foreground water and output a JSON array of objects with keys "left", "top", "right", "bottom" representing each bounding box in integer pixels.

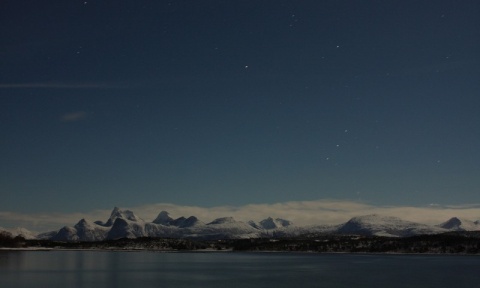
[{"left": 1, "top": 251, "right": 479, "bottom": 288}]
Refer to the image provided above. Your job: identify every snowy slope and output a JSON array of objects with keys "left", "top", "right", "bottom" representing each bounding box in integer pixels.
[
  {"left": 49, "top": 208, "right": 265, "bottom": 241},
  {"left": 52, "top": 219, "right": 109, "bottom": 241},
  {"left": 52, "top": 207, "right": 145, "bottom": 241},
  {"left": 106, "top": 218, "right": 146, "bottom": 239},
  {"left": 0, "top": 227, "right": 37, "bottom": 239},
  {"left": 152, "top": 211, "right": 174, "bottom": 225},
  {"left": 36, "top": 230, "right": 58, "bottom": 240},
  {"left": 197, "top": 217, "right": 262, "bottom": 239},
  {"left": 249, "top": 217, "right": 292, "bottom": 230},
  {"left": 41, "top": 208, "right": 480, "bottom": 242},
  {"left": 95, "top": 207, "right": 143, "bottom": 227},
  {"left": 438, "top": 217, "right": 480, "bottom": 231},
  {"left": 152, "top": 211, "right": 203, "bottom": 228},
  {"left": 337, "top": 214, "right": 448, "bottom": 237}
]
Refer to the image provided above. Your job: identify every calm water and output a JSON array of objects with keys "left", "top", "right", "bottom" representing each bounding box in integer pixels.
[{"left": 1, "top": 251, "right": 479, "bottom": 288}]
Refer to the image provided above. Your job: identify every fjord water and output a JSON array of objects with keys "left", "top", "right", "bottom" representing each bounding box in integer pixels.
[{"left": 1, "top": 251, "right": 479, "bottom": 288}]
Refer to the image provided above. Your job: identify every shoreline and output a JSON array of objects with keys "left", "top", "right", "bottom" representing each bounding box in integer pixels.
[{"left": 1, "top": 247, "right": 478, "bottom": 256}]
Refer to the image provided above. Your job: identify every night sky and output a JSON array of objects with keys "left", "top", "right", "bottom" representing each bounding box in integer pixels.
[{"left": 1, "top": 1, "right": 480, "bottom": 223}]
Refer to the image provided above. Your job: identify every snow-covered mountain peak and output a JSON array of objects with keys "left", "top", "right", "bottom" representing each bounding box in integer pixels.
[
  {"left": 171, "top": 216, "right": 204, "bottom": 228},
  {"left": 0, "top": 227, "right": 37, "bottom": 239},
  {"left": 151, "top": 212, "right": 203, "bottom": 228},
  {"left": 439, "top": 217, "right": 480, "bottom": 231},
  {"left": 75, "top": 218, "right": 92, "bottom": 228},
  {"left": 440, "top": 217, "right": 461, "bottom": 229},
  {"left": 259, "top": 217, "right": 276, "bottom": 229},
  {"left": 338, "top": 214, "right": 447, "bottom": 237},
  {"left": 344, "top": 214, "right": 425, "bottom": 229},
  {"left": 97, "top": 207, "right": 142, "bottom": 226},
  {"left": 182, "top": 216, "right": 202, "bottom": 227},
  {"left": 41, "top": 209, "right": 474, "bottom": 242},
  {"left": 112, "top": 207, "right": 139, "bottom": 221},
  {"left": 152, "top": 211, "right": 174, "bottom": 225},
  {"left": 257, "top": 217, "right": 293, "bottom": 230}
]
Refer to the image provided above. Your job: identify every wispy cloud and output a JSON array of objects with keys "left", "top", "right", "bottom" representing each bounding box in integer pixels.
[
  {"left": 2, "top": 200, "right": 480, "bottom": 233},
  {"left": 61, "top": 111, "right": 87, "bottom": 122},
  {"left": 0, "top": 210, "right": 110, "bottom": 233},
  {"left": 129, "top": 200, "right": 480, "bottom": 227}
]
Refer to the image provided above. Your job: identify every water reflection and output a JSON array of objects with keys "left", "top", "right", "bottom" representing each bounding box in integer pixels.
[{"left": 1, "top": 251, "right": 480, "bottom": 288}]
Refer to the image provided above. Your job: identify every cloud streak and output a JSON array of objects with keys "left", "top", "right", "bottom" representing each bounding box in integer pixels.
[
  {"left": 2, "top": 200, "right": 480, "bottom": 233},
  {"left": 131, "top": 200, "right": 480, "bottom": 227},
  {"left": 0, "top": 210, "right": 109, "bottom": 233}
]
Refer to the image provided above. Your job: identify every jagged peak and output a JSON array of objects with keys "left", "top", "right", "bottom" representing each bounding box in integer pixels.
[
  {"left": 152, "top": 211, "right": 174, "bottom": 225},
  {"left": 151, "top": 211, "right": 200, "bottom": 227},
  {"left": 111, "top": 206, "right": 121, "bottom": 215},
  {"left": 101, "top": 207, "right": 142, "bottom": 226},
  {"left": 75, "top": 218, "right": 90, "bottom": 227},
  {"left": 439, "top": 217, "right": 479, "bottom": 231},
  {"left": 440, "top": 217, "right": 462, "bottom": 227},
  {"left": 259, "top": 217, "right": 277, "bottom": 229},
  {"left": 180, "top": 216, "right": 202, "bottom": 228},
  {"left": 256, "top": 217, "right": 293, "bottom": 230},
  {"left": 111, "top": 207, "right": 137, "bottom": 219},
  {"left": 42, "top": 208, "right": 480, "bottom": 242}
]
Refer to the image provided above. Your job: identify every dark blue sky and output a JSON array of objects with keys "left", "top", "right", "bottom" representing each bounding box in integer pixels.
[{"left": 1, "top": 0, "right": 480, "bottom": 215}]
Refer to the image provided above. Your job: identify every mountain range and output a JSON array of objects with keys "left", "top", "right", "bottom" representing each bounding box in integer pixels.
[{"left": 2, "top": 207, "right": 480, "bottom": 241}]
